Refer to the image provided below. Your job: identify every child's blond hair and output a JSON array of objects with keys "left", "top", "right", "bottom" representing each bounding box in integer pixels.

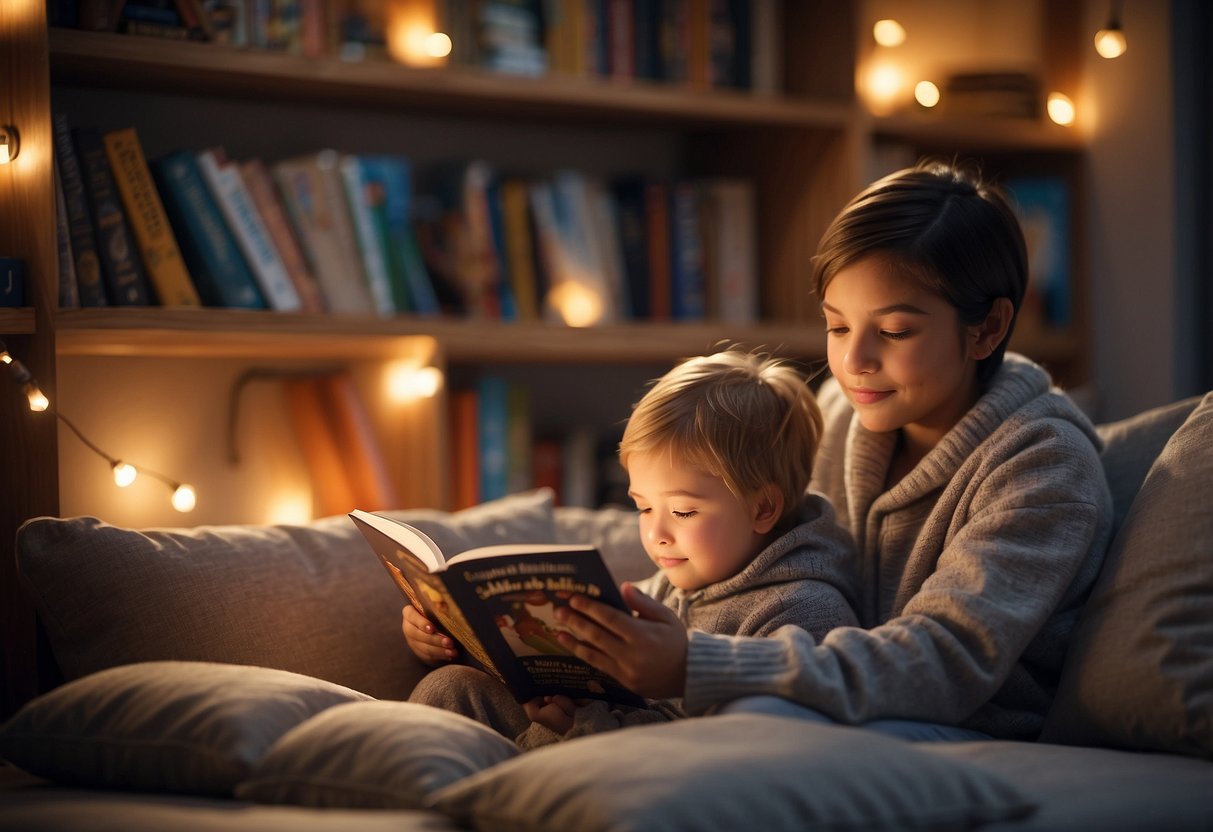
[{"left": 619, "top": 347, "right": 822, "bottom": 527}]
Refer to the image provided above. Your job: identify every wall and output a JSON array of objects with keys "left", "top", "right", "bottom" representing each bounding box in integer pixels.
[{"left": 1083, "top": 0, "right": 1178, "bottom": 419}]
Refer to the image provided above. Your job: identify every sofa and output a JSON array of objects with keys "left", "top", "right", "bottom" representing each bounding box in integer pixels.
[{"left": 1, "top": 392, "right": 1211, "bottom": 832}]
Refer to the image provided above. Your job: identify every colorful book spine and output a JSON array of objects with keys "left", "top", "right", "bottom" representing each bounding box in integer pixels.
[
  {"left": 669, "top": 179, "right": 705, "bottom": 320},
  {"left": 611, "top": 176, "right": 650, "bottom": 319},
  {"left": 476, "top": 374, "right": 510, "bottom": 502},
  {"left": 644, "top": 180, "right": 672, "bottom": 320},
  {"left": 702, "top": 178, "right": 757, "bottom": 323},
  {"left": 357, "top": 154, "right": 441, "bottom": 316},
  {"left": 239, "top": 158, "right": 328, "bottom": 312},
  {"left": 53, "top": 160, "right": 81, "bottom": 309},
  {"left": 52, "top": 114, "right": 106, "bottom": 307},
  {"left": 317, "top": 372, "right": 399, "bottom": 511},
  {"left": 338, "top": 155, "right": 397, "bottom": 317},
  {"left": 152, "top": 150, "right": 267, "bottom": 309},
  {"left": 102, "top": 127, "right": 202, "bottom": 307},
  {"left": 73, "top": 125, "right": 155, "bottom": 305},
  {"left": 499, "top": 177, "right": 541, "bottom": 321},
  {"left": 449, "top": 387, "right": 481, "bottom": 511},
  {"left": 273, "top": 151, "right": 374, "bottom": 315},
  {"left": 196, "top": 146, "right": 302, "bottom": 311},
  {"left": 284, "top": 375, "right": 358, "bottom": 518}
]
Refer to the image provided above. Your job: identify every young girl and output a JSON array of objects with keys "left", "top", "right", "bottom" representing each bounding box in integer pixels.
[
  {"left": 550, "top": 161, "right": 1113, "bottom": 742},
  {"left": 404, "top": 348, "right": 859, "bottom": 747}
]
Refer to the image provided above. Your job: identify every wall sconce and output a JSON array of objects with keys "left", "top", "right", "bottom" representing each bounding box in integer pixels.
[
  {"left": 2, "top": 340, "right": 195, "bottom": 511},
  {"left": 0, "top": 125, "right": 19, "bottom": 165},
  {"left": 1094, "top": 1, "right": 1127, "bottom": 59}
]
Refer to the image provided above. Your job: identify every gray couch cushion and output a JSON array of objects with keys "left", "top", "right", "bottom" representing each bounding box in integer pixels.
[
  {"left": 429, "top": 715, "right": 1035, "bottom": 831},
  {"left": 0, "top": 661, "right": 370, "bottom": 796},
  {"left": 1042, "top": 393, "right": 1213, "bottom": 758},
  {"left": 16, "top": 489, "right": 556, "bottom": 700}
]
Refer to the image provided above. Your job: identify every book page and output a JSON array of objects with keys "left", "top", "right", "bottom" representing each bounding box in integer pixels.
[{"left": 349, "top": 509, "right": 445, "bottom": 571}]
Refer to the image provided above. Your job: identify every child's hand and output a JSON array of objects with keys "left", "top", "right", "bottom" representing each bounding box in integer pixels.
[
  {"left": 402, "top": 604, "right": 458, "bottom": 666},
  {"left": 523, "top": 695, "right": 577, "bottom": 735},
  {"left": 553, "top": 582, "right": 687, "bottom": 699}
]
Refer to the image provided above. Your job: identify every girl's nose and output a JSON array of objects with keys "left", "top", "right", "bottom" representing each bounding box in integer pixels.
[
  {"left": 843, "top": 333, "right": 879, "bottom": 376},
  {"left": 645, "top": 516, "right": 671, "bottom": 546}
]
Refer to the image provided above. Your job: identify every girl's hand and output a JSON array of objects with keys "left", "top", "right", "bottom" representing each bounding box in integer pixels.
[
  {"left": 523, "top": 695, "right": 578, "bottom": 734},
  {"left": 554, "top": 582, "right": 687, "bottom": 699},
  {"left": 402, "top": 604, "right": 458, "bottom": 666}
]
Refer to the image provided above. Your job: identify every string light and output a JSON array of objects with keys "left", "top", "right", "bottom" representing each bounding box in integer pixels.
[
  {"left": 1094, "top": 1, "right": 1127, "bottom": 59},
  {"left": 2, "top": 340, "right": 195, "bottom": 512}
]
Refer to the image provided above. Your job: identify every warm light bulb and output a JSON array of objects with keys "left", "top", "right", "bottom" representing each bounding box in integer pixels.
[
  {"left": 426, "top": 31, "right": 452, "bottom": 58},
  {"left": 25, "top": 383, "right": 49, "bottom": 411},
  {"left": 388, "top": 364, "right": 444, "bottom": 401},
  {"left": 112, "top": 462, "right": 138, "bottom": 488},
  {"left": 863, "top": 63, "right": 905, "bottom": 115},
  {"left": 1094, "top": 28, "right": 1127, "bottom": 58},
  {"left": 171, "top": 484, "right": 197, "bottom": 512},
  {"left": 914, "top": 81, "right": 941, "bottom": 108},
  {"left": 872, "top": 19, "right": 906, "bottom": 47},
  {"left": 549, "top": 281, "right": 605, "bottom": 327},
  {"left": 0, "top": 125, "right": 17, "bottom": 165},
  {"left": 1046, "top": 92, "right": 1076, "bottom": 126}
]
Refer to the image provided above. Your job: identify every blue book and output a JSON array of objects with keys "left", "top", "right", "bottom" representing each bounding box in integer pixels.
[
  {"left": 152, "top": 151, "right": 267, "bottom": 309},
  {"left": 1008, "top": 176, "right": 1071, "bottom": 327},
  {"left": 669, "top": 180, "right": 706, "bottom": 320},
  {"left": 358, "top": 155, "right": 441, "bottom": 316},
  {"left": 477, "top": 375, "right": 510, "bottom": 502}
]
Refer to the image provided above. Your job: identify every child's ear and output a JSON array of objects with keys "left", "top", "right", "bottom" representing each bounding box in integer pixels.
[
  {"left": 968, "top": 297, "right": 1015, "bottom": 360},
  {"left": 752, "top": 486, "right": 784, "bottom": 534}
]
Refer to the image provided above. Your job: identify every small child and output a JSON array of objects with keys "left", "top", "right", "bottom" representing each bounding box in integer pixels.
[{"left": 405, "top": 347, "right": 859, "bottom": 747}]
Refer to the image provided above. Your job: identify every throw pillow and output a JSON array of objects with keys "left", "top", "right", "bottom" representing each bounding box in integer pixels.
[
  {"left": 428, "top": 715, "right": 1035, "bottom": 832},
  {"left": 1042, "top": 392, "right": 1213, "bottom": 758},
  {"left": 0, "top": 661, "right": 371, "bottom": 796},
  {"left": 236, "top": 701, "right": 518, "bottom": 809},
  {"left": 16, "top": 488, "right": 556, "bottom": 700}
]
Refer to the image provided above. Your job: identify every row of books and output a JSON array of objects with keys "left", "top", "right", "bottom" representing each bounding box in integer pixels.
[
  {"left": 449, "top": 375, "right": 627, "bottom": 511},
  {"left": 53, "top": 118, "right": 758, "bottom": 324},
  {"left": 51, "top": 0, "right": 782, "bottom": 94}
]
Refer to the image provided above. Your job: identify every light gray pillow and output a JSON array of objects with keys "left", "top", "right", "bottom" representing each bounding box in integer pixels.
[
  {"left": 0, "top": 661, "right": 370, "bottom": 796},
  {"left": 428, "top": 715, "right": 1035, "bottom": 832},
  {"left": 1042, "top": 392, "right": 1213, "bottom": 758},
  {"left": 554, "top": 503, "right": 651, "bottom": 583},
  {"left": 236, "top": 701, "right": 518, "bottom": 809},
  {"left": 16, "top": 489, "right": 556, "bottom": 700}
]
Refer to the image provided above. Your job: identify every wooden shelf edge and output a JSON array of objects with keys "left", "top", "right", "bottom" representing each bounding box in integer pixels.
[
  {"left": 52, "top": 309, "right": 829, "bottom": 362},
  {"left": 871, "top": 112, "right": 1085, "bottom": 152},
  {"left": 49, "top": 28, "right": 856, "bottom": 130},
  {"left": 0, "top": 308, "right": 36, "bottom": 336}
]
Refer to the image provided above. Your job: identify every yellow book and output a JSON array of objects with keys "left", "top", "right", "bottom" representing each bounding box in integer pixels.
[{"left": 103, "top": 127, "right": 201, "bottom": 306}]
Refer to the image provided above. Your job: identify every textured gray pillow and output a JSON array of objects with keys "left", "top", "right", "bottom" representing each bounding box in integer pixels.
[
  {"left": 16, "top": 489, "right": 556, "bottom": 700},
  {"left": 1096, "top": 394, "right": 1203, "bottom": 531},
  {"left": 236, "top": 701, "right": 518, "bottom": 809},
  {"left": 1042, "top": 393, "right": 1213, "bottom": 758},
  {"left": 0, "top": 661, "right": 370, "bottom": 796},
  {"left": 428, "top": 715, "right": 1035, "bottom": 832},
  {"left": 553, "top": 503, "right": 651, "bottom": 583}
]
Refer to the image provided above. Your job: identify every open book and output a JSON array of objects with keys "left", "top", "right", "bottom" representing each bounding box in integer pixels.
[{"left": 349, "top": 509, "right": 643, "bottom": 706}]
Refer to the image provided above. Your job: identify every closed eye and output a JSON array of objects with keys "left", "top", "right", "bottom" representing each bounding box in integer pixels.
[
  {"left": 672, "top": 510, "right": 696, "bottom": 518},
  {"left": 881, "top": 330, "right": 912, "bottom": 340}
]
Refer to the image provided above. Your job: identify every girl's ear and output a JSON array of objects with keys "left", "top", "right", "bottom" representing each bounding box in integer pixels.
[
  {"left": 752, "top": 485, "right": 784, "bottom": 534},
  {"left": 968, "top": 297, "right": 1015, "bottom": 360}
]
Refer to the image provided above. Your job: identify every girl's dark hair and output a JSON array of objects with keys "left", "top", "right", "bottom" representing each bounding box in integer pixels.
[{"left": 811, "top": 159, "right": 1028, "bottom": 385}]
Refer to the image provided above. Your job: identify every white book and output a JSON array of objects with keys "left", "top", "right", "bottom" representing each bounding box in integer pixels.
[
  {"left": 338, "top": 155, "right": 396, "bottom": 317},
  {"left": 196, "top": 147, "right": 302, "bottom": 311},
  {"left": 702, "top": 179, "right": 758, "bottom": 324}
]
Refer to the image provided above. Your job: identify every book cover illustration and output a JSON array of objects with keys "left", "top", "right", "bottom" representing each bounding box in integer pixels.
[{"left": 349, "top": 509, "right": 643, "bottom": 706}]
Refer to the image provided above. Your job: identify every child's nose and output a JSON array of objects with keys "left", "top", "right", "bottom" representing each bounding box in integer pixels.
[{"left": 843, "top": 333, "right": 879, "bottom": 375}]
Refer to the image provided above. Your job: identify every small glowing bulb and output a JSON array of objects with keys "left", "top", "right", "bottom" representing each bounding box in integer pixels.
[
  {"left": 549, "top": 282, "right": 604, "bottom": 328},
  {"left": 1094, "top": 28, "right": 1127, "bottom": 59},
  {"left": 914, "top": 81, "right": 941, "bottom": 108},
  {"left": 112, "top": 462, "right": 138, "bottom": 488},
  {"left": 25, "top": 384, "right": 49, "bottom": 411},
  {"left": 872, "top": 19, "right": 906, "bottom": 47},
  {"left": 1046, "top": 92, "right": 1076, "bottom": 126},
  {"left": 426, "top": 32, "right": 452, "bottom": 58},
  {"left": 171, "top": 484, "right": 197, "bottom": 513}
]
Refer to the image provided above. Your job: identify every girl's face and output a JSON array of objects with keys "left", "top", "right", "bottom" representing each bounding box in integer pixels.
[
  {"left": 626, "top": 450, "right": 774, "bottom": 592},
  {"left": 821, "top": 256, "right": 982, "bottom": 450}
]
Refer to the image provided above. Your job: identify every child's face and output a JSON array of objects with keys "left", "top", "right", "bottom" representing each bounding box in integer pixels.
[
  {"left": 821, "top": 255, "right": 981, "bottom": 448},
  {"left": 626, "top": 450, "right": 770, "bottom": 592}
]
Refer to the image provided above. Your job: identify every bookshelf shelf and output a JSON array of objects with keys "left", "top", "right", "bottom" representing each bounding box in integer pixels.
[
  {"left": 50, "top": 29, "right": 855, "bottom": 130},
  {"left": 872, "top": 112, "right": 1085, "bottom": 152},
  {"left": 0, "top": 309, "right": 36, "bottom": 335},
  {"left": 53, "top": 309, "right": 828, "bottom": 363}
]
